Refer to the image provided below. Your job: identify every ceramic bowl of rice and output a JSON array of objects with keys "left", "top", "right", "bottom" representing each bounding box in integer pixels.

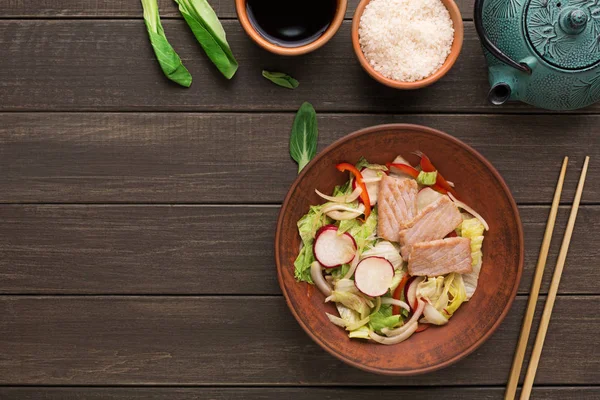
[{"left": 352, "top": 0, "right": 463, "bottom": 89}]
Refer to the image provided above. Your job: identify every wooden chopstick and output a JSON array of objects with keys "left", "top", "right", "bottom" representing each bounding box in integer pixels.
[
  {"left": 504, "top": 157, "right": 569, "bottom": 400},
  {"left": 519, "top": 156, "right": 590, "bottom": 400}
]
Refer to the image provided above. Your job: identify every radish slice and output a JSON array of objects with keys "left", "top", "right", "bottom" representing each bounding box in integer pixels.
[
  {"left": 406, "top": 276, "right": 425, "bottom": 311},
  {"left": 313, "top": 225, "right": 357, "bottom": 268},
  {"left": 416, "top": 187, "right": 443, "bottom": 211},
  {"left": 354, "top": 257, "right": 395, "bottom": 297},
  {"left": 362, "top": 177, "right": 382, "bottom": 184},
  {"left": 352, "top": 168, "right": 381, "bottom": 206},
  {"left": 403, "top": 276, "right": 415, "bottom": 308}
]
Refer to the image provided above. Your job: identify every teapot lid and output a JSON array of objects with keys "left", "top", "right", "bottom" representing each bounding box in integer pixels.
[{"left": 525, "top": 0, "right": 600, "bottom": 70}]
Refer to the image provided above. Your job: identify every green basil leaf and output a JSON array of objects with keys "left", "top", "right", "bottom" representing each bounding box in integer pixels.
[
  {"left": 141, "top": 0, "right": 192, "bottom": 87},
  {"left": 262, "top": 70, "right": 299, "bottom": 89},
  {"left": 173, "top": 0, "right": 238, "bottom": 79},
  {"left": 290, "top": 102, "right": 318, "bottom": 174}
]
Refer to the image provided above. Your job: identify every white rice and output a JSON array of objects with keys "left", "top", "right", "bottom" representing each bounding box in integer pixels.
[{"left": 358, "top": 0, "right": 454, "bottom": 82}]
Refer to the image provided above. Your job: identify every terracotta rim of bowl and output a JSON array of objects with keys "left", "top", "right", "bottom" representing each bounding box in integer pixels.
[
  {"left": 275, "top": 124, "right": 524, "bottom": 375},
  {"left": 351, "top": 0, "right": 464, "bottom": 89},
  {"left": 235, "top": 0, "right": 348, "bottom": 56}
]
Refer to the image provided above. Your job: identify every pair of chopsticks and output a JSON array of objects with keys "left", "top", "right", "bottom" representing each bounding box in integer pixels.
[{"left": 505, "top": 156, "right": 590, "bottom": 400}]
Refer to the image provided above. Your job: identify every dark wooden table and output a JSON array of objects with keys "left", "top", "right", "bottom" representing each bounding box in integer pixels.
[{"left": 0, "top": 1, "right": 598, "bottom": 399}]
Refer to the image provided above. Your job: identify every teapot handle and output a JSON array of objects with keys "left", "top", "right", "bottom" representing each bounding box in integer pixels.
[{"left": 474, "top": 0, "right": 532, "bottom": 74}]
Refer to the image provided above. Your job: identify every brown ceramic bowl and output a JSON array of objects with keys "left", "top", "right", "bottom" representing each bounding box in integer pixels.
[
  {"left": 235, "top": 0, "right": 348, "bottom": 56},
  {"left": 352, "top": 0, "right": 464, "bottom": 89},
  {"left": 275, "top": 124, "right": 523, "bottom": 375}
]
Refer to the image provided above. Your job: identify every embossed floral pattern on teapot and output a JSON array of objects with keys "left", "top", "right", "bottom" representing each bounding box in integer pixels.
[{"left": 475, "top": 0, "right": 600, "bottom": 110}]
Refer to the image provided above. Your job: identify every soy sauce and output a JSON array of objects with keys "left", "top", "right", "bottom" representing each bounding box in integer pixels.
[{"left": 246, "top": 0, "right": 338, "bottom": 48}]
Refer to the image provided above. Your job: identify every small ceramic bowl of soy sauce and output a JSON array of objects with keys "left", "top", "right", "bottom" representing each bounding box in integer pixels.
[{"left": 235, "top": 0, "right": 348, "bottom": 56}]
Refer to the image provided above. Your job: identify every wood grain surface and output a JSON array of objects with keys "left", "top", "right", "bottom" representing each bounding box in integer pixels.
[
  {"left": 1, "top": 296, "right": 598, "bottom": 385},
  {"left": 0, "top": 387, "right": 598, "bottom": 400},
  {"left": 2, "top": 21, "right": 598, "bottom": 113},
  {"left": 0, "top": 113, "right": 596, "bottom": 204},
  {"left": 0, "top": 0, "right": 475, "bottom": 19},
  {"left": 1, "top": 0, "right": 598, "bottom": 394},
  {"left": 0, "top": 205, "right": 597, "bottom": 295}
]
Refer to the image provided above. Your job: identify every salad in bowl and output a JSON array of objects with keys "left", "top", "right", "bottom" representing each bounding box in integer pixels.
[{"left": 294, "top": 153, "right": 489, "bottom": 345}]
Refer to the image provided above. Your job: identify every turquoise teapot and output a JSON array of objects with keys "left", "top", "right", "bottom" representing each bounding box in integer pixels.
[{"left": 475, "top": 0, "right": 600, "bottom": 110}]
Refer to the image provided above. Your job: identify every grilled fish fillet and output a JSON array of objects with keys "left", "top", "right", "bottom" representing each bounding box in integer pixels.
[
  {"left": 377, "top": 175, "right": 418, "bottom": 242},
  {"left": 408, "top": 237, "right": 472, "bottom": 276},
  {"left": 398, "top": 195, "right": 462, "bottom": 258}
]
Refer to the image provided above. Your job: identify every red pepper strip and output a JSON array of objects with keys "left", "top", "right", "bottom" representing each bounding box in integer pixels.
[
  {"left": 415, "top": 152, "right": 455, "bottom": 194},
  {"left": 335, "top": 163, "right": 371, "bottom": 219},
  {"left": 417, "top": 152, "right": 436, "bottom": 172},
  {"left": 385, "top": 163, "right": 419, "bottom": 179},
  {"left": 415, "top": 324, "right": 429, "bottom": 333},
  {"left": 446, "top": 230, "right": 458, "bottom": 238},
  {"left": 388, "top": 163, "right": 449, "bottom": 195},
  {"left": 431, "top": 184, "right": 449, "bottom": 195},
  {"left": 391, "top": 275, "right": 410, "bottom": 315}
]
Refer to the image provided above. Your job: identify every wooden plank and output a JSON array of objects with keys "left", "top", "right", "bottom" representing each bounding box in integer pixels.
[
  {"left": 0, "top": 0, "right": 475, "bottom": 20},
  {"left": 0, "top": 296, "right": 598, "bottom": 385},
  {"left": 0, "top": 205, "right": 279, "bottom": 295},
  {"left": 0, "top": 20, "right": 581, "bottom": 113},
  {"left": 0, "top": 387, "right": 598, "bottom": 400},
  {"left": 0, "top": 113, "right": 596, "bottom": 204},
  {"left": 0, "top": 205, "right": 597, "bottom": 295}
]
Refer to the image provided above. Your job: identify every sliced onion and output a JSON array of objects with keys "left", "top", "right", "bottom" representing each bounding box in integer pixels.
[
  {"left": 346, "top": 316, "right": 370, "bottom": 331},
  {"left": 423, "top": 302, "right": 448, "bottom": 325},
  {"left": 326, "top": 313, "right": 347, "bottom": 328},
  {"left": 369, "top": 322, "right": 418, "bottom": 345},
  {"left": 321, "top": 203, "right": 364, "bottom": 214},
  {"left": 363, "top": 296, "right": 375, "bottom": 309},
  {"left": 315, "top": 187, "right": 362, "bottom": 204},
  {"left": 382, "top": 299, "right": 425, "bottom": 337},
  {"left": 406, "top": 276, "right": 425, "bottom": 311},
  {"left": 373, "top": 296, "right": 382, "bottom": 315},
  {"left": 448, "top": 193, "right": 490, "bottom": 231},
  {"left": 326, "top": 210, "right": 363, "bottom": 220},
  {"left": 343, "top": 249, "right": 361, "bottom": 280},
  {"left": 334, "top": 278, "right": 357, "bottom": 292},
  {"left": 325, "top": 204, "right": 366, "bottom": 221},
  {"left": 381, "top": 297, "right": 411, "bottom": 311},
  {"left": 310, "top": 261, "right": 332, "bottom": 296}
]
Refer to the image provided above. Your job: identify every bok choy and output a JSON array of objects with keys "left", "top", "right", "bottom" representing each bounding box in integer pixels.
[
  {"left": 141, "top": 0, "right": 192, "bottom": 87},
  {"left": 174, "top": 0, "right": 238, "bottom": 79},
  {"left": 262, "top": 70, "right": 299, "bottom": 89},
  {"left": 289, "top": 102, "right": 318, "bottom": 173}
]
